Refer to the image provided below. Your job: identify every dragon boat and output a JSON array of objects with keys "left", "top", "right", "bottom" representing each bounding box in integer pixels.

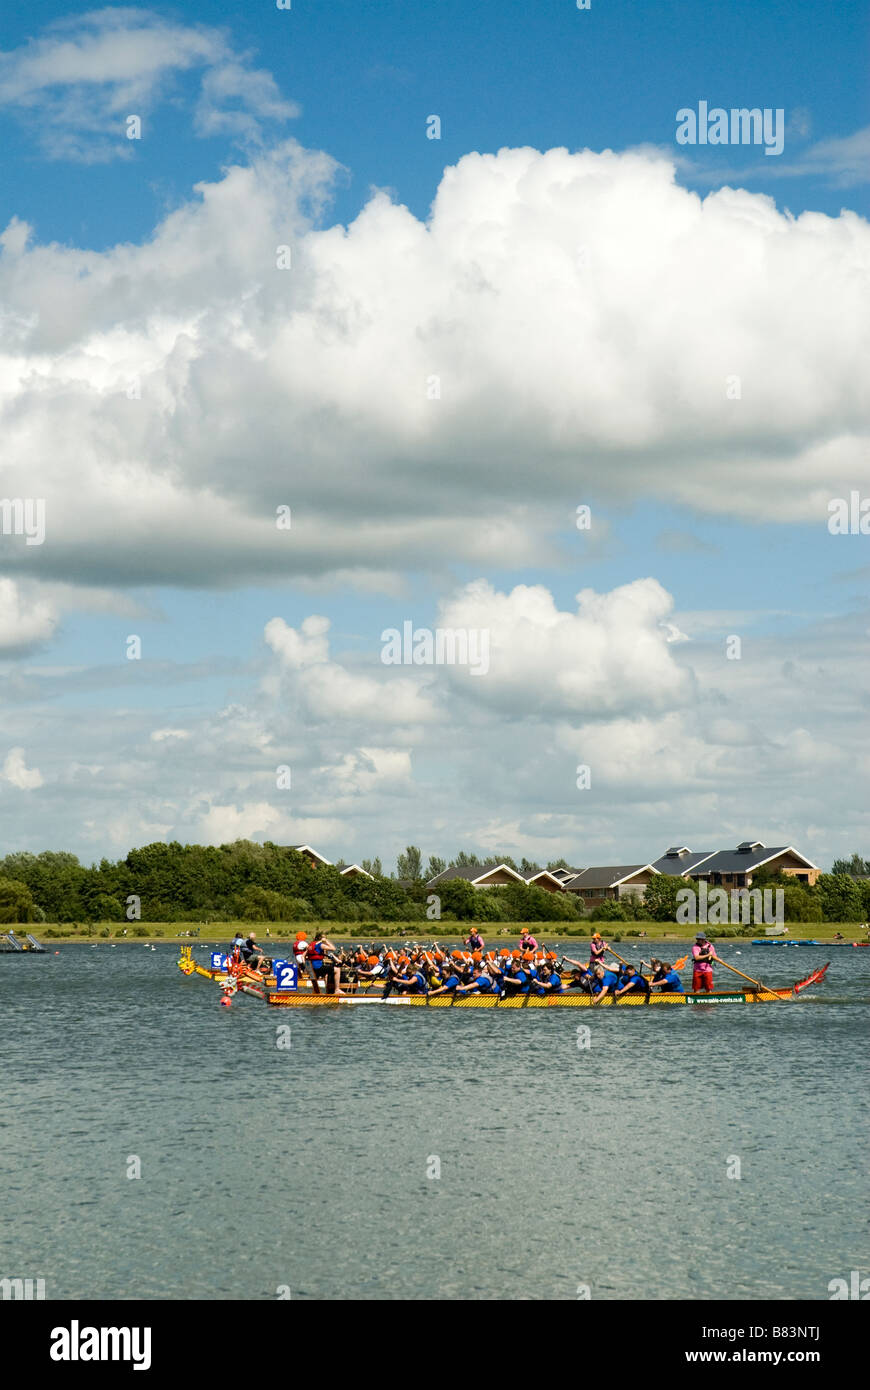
[{"left": 177, "top": 947, "right": 829, "bottom": 1008}]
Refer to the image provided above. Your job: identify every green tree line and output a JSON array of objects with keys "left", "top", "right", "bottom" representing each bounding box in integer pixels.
[{"left": 0, "top": 843, "right": 867, "bottom": 926}]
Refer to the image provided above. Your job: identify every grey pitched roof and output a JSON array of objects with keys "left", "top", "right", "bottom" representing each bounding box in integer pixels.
[
  {"left": 651, "top": 849, "right": 715, "bottom": 875},
  {"left": 564, "top": 864, "right": 654, "bottom": 889},
  {"left": 426, "top": 862, "right": 523, "bottom": 887},
  {"left": 692, "top": 845, "right": 816, "bottom": 874}
]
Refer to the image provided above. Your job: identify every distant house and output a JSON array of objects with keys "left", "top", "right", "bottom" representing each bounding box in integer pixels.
[
  {"left": 335, "top": 863, "right": 374, "bottom": 880},
  {"left": 290, "top": 844, "right": 332, "bottom": 869},
  {"left": 546, "top": 867, "right": 583, "bottom": 884},
  {"left": 651, "top": 847, "right": 716, "bottom": 877},
  {"left": 523, "top": 869, "right": 567, "bottom": 893},
  {"left": 563, "top": 864, "right": 659, "bottom": 908},
  {"left": 426, "top": 863, "right": 526, "bottom": 889},
  {"left": 687, "top": 841, "right": 819, "bottom": 889}
]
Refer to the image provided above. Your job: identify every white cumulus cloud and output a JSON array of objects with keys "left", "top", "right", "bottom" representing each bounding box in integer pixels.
[
  {"left": 437, "top": 577, "right": 694, "bottom": 717},
  {"left": 0, "top": 142, "right": 867, "bottom": 591},
  {"left": 0, "top": 8, "right": 299, "bottom": 161},
  {"left": 2, "top": 746, "right": 44, "bottom": 789},
  {"left": 0, "top": 579, "right": 57, "bottom": 651}
]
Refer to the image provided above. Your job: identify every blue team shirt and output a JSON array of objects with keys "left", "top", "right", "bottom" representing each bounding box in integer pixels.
[{"left": 593, "top": 969, "right": 618, "bottom": 993}]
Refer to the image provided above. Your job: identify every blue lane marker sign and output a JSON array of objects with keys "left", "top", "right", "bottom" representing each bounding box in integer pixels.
[{"left": 274, "top": 960, "right": 298, "bottom": 992}]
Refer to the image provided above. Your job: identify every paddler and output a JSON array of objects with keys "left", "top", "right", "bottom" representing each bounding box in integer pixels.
[
  {"left": 501, "top": 957, "right": 531, "bottom": 995},
  {"left": 241, "top": 931, "right": 270, "bottom": 973},
  {"left": 307, "top": 932, "right": 341, "bottom": 994},
  {"left": 426, "top": 960, "right": 464, "bottom": 998},
  {"left": 648, "top": 960, "right": 683, "bottom": 993},
  {"left": 691, "top": 932, "right": 717, "bottom": 994},
  {"left": 590, "top": 962, "right": 619, "bottom": 1004},
  {"left": 391, "top": 960, "right": 429, "bottom": 995},
  {"left": 588, "top": 931, "right": 608, "bottom": 967},
  {"left": 612, "top": 963, "right": 650, "bottom": 1000},
  {"left": 454, "top": 963, "right": 493, "bottom": 997},
  {"left": 293, "top": 931, "right": 310, "bottom": 973},
  {"left": 533, "top": 963, "right": 565, "bottom": 997},
  {"left": 560, "top": 954, "right": 595, "bottom": 992}
]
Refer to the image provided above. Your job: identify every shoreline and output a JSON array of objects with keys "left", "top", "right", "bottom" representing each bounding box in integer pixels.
[{"left": 23, "top": 922, "right": 866, "bottom": 946}]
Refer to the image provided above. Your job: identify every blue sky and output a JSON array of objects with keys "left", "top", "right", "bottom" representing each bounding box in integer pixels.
[{"left": 0, "top": 2, "right": 868, "bottom": 869}]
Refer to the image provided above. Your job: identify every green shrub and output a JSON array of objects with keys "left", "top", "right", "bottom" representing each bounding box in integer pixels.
[
  {"left": 0, "top": 875, "right": 37, "bottom": 924},
  {"left": 590, "top": 900, "right": 629, "bottom": 922}
]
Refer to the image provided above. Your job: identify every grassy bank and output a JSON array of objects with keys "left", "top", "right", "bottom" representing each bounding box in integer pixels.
[{"left": 33, "top": 920, "right": 869, "bottom": 944}]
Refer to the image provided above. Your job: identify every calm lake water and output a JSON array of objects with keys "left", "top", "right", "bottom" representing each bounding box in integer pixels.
[{"left": 2, "top": 941, "right": 867, "bottom": 1300}]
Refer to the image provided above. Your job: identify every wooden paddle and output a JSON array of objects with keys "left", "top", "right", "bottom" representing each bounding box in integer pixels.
[
  {"left": 714, "top": 954, "right": 783, "bottom": 999},
  {"left": 616, "top": 948, "right": 689, "bottom": 979}
]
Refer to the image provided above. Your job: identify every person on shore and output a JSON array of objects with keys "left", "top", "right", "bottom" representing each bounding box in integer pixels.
[
  {"left": 649, "top": 961, "right": 683, "bottom": 993},
  {"left": 691, "top": 933, "right": 717, "bottom": 993}
]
